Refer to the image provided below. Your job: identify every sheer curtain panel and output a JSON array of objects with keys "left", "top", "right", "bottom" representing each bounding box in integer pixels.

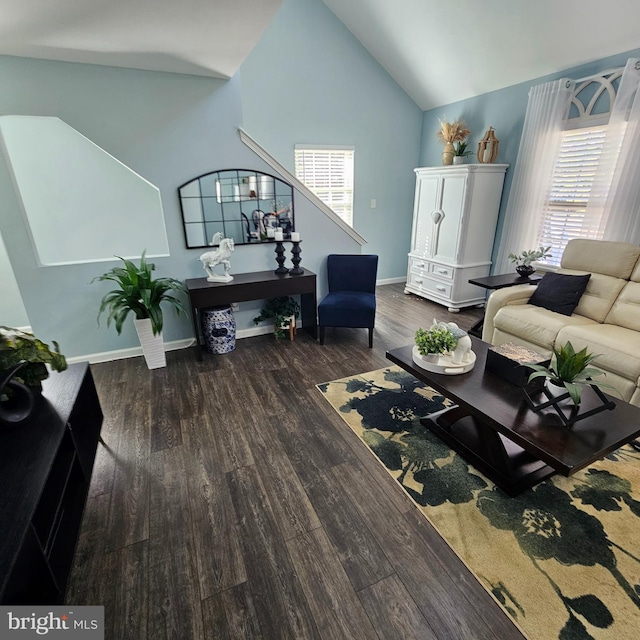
[
  {"left": 495, "top": 79, "right": 574, "bottom": 273},
  {"left": 589, "top": 58, "right": 640, "bottom": 243}
]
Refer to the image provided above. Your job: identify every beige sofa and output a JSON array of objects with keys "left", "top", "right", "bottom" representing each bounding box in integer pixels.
[{"left": 482, "top": 239, "right": 640, "bottom": 407}]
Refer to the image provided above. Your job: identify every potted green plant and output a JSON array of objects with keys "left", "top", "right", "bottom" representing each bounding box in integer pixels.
[
  {"left": 508, "top": 246, "right": 552, "bottom": 277},
  {"left": 527, "top": 341, "right": 616, "bottom": 406},
  {"left": 0, "top": 326, "right": 67, "bottom": 388},
  {"left": 452, "top": 141, "right": 473, "bottom": 165},
  {"left": 253, "top": 296, "right": 300, "bottom": 339},
  {"left": 414, "top": 325, "right": 457, "bottom": 363},
  {"left": 93, "top": 251, "right": 187, "bottom": 369}
]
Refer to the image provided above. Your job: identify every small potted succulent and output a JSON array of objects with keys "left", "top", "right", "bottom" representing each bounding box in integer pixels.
[
  {"left": 508, "top": 246, "right": 552, "bottom": 277},
  {"left": 253, "top": 296, "right": 301, "bottom": 340},
  {"left": 452, "top": 141, "right": 473, "bottom": 165},
  {"left": 527, "top": 341, "right": 616, "bottom": 406}
]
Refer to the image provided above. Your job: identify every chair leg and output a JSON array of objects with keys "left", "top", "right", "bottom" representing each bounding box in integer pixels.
[
  {"left": 319, "top": 326, "right": 325, "bottom": 345},
  {"left": 368, "top": 327, "right": 373, "bottom": 348}
]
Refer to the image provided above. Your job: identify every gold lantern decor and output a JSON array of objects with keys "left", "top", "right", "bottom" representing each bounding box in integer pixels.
[{"left": 477, "top": 127, "right": 499, "bottom": 163}]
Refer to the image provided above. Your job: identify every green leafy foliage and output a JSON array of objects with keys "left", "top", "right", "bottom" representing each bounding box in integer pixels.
[
  {"left": 415, "top": 326, "right": 457, "bottom": 355},
  {"left": 92, "top": 251, "right": 186, "bottom": 336},
  {"left": 453, "top": 141, "right": 473, "bottom": 157},
  {"left": 527, "top": 341, "right": 617, "bottom": 405},
  {"left": 253, "top": 296, "right": 300, "bottom": 339},
  {"left": 508, "top": 246, "right": 552, "bottom": 266},
  {"left": 0, "top": 326, "right": 67, "bottom": 386}
]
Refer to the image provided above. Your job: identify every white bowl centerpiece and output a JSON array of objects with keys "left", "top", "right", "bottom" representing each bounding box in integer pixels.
[{"left": 413, "top": 320, "right": 476, "bottom": 375}]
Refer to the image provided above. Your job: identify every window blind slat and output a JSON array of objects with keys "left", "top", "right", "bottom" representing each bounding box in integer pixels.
[{"left": 294, "top": 148, "right": 354, "bottom": 226}]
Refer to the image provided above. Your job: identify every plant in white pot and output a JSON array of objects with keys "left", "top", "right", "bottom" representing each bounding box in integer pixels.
[
  {"left": 93, "top": 252, "right": 187, "bottom": 369},
  {"left": 414, "top": 324, "right": 457, "bottom": 363}
]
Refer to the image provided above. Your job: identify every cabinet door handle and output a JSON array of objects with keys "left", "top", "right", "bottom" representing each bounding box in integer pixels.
[
  {"left": 416, "top": 279, "right": 423, "bottom": 284},
  {"left": 417, "top": 262, "right": 425, "bottom": 268},
  {"left": 436, "top": 286, "right": 446, "bottom": 292},
  {"left": 437, "top": 268, "right": 448, "bottom": 274}
]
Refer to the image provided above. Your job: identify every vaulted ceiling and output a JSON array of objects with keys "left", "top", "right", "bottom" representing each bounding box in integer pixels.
[{"left": 1, "top": 0, "right": 639, "bottom": 110}]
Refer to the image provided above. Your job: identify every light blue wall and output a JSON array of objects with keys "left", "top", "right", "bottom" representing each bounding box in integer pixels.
[
  {"left": 420, "top": 47, "right": 640, "bottom": 269},
  {"left": 240, "top": 0, "right": 423, "bottom": 280},
  {"left": 0, "top": 233, "right": 29, "bottom": 327},
  {"left": 0, "top": 0, "right": 421, "bottom": 358}
]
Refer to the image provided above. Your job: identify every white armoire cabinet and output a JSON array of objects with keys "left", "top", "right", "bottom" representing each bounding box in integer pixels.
[{"left": 405, "top": 164, "right": 508, "bottom": 311}]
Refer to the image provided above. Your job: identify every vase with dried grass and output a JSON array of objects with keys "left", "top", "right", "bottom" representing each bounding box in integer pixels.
[{"left": 437, "top": 119, "right": 471, "bottom": 166}]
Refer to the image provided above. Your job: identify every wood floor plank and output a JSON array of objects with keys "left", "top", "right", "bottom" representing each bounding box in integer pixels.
[
  {"left": 148, "top": 445, "right": 204, "bottom": 640},
  {"left": 66, "top": 493, "right": 115, "bottom": 605},
  {"left": 303, "top": 470, "right": 394, "bottom": 592},
  {"left": 88, "top": 380, "right": 125, "bottom": 498},
  {"left": 207, "top": 582, "right": 263, "bottom": 640},
  {"left": 181, "top": 415, "right": 247, "bottom": 599},
  {"left": 201, "top": 593, "right": 231, "bottom": 640},
  {"left": 286, "top": 527, "right": 379, "bottom": 640},
  {"left": 105, "top": 358, "right": 151, "bottom": 552},
  {"left": 228, "top": 464, "right": 320, "bottom": 640},
  {"left": 111, "top": 540, "right": 149, "bottom": 640},
  {"left": 195, "top": 373, "right": 255, "bottom": 472},
  {"left": 358, "top": 574, "right": 439, "bottom": 640}
]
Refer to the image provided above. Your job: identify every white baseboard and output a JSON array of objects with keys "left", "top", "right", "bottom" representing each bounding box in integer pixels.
[
  {"left": 377, "top": 277, "right": 406, "bottom": 285},
  {"left": 66, "top": 323, "right": 290, "bottom": 365}
]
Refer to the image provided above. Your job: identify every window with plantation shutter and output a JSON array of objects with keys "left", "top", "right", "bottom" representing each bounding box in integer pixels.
[
  {"left": 532, "top": 67, "right": 629, "bottom": 267},
  {"left": 294, "top": 145, "right": 354, "bottom": 226},
  {"left": 537, "top": 125, "right": 608, "bottom": 265}
]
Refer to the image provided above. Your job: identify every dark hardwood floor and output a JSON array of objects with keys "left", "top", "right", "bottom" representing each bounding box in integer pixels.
[{"left": 66, "top": 283, "right": 525, "bottom": 639}]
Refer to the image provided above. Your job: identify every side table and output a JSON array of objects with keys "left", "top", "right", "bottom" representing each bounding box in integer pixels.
[{"left": 467, "top": 272, "right": 543, "bottom": 338}]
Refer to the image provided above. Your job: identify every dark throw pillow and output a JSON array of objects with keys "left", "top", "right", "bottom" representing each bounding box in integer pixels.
[{"left": 528, "top": 272, "right": 591, "bottom": 316}]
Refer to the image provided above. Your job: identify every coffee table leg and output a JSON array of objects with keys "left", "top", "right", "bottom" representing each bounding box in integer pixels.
[{"left": 421, "top": 406, "right": 556, "bottom": 496}]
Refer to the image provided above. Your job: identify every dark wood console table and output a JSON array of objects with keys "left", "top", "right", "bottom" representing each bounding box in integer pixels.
[
  {"left": 186, "top": 269, "right": 317, "bottom": 359},
  {"left": 0, "top": 363, "right": 103, "bottom": 604}
]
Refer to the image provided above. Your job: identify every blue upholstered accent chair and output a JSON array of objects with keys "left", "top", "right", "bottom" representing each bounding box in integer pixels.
[{"left": 318, "top": 254, "right": 378, "bottom": 347}]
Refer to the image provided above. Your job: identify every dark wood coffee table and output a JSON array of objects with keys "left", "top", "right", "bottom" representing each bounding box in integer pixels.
[{"left": 387, "top": 337, "right": 640, "bottom": 496}]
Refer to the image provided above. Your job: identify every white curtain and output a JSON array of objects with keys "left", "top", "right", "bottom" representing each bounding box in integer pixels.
[
  {"left": 494, "top": 79, "right": 574, "bottom": 273},
  {"left": 588, "top": 58, "right": 640, "bottom": 243}
]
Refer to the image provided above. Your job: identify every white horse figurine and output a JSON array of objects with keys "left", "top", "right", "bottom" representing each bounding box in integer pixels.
[{"left": 200, "top": 232, "right": 235, "bottom": 282}]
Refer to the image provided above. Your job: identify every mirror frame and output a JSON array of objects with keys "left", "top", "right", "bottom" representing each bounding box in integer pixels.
[{"left": 178, "top": 169, "right": 295, "bottom": 248}]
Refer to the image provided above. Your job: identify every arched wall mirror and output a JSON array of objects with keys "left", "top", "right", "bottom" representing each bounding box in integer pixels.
[{"left": 179, "top": 169, "right": 295, "bottom": 248}]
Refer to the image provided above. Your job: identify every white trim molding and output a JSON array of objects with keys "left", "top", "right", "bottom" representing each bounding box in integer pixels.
[{"left": 238, "top": 128, "right": 366, "bottom": 245}]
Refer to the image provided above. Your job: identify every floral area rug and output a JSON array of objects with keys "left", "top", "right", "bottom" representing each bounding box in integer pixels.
[{"left": 317, "top": 366, "right": 640, "bottom": 640}]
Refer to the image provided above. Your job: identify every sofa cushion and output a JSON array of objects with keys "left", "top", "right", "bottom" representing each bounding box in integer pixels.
[
  {"left": 603, "top": 281, "right": 640, "bottom": 332},
  {"left": 558, "top": 269, "right": 627, "bottom": 323},
  {"left": 556, "top": 323, "right": 640, "bottom": 384},
  {"left": 631, "top": 255, "right": 640, "bottom": 283},
  {"left": 493, "top": 304, "right": 597, "bottom": 351},
  {"left": 561, "top": 238, "right": 640, "bottom": 279},
  {"left": 528, "top": 272, "right": 590, "bottom": 316}
]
